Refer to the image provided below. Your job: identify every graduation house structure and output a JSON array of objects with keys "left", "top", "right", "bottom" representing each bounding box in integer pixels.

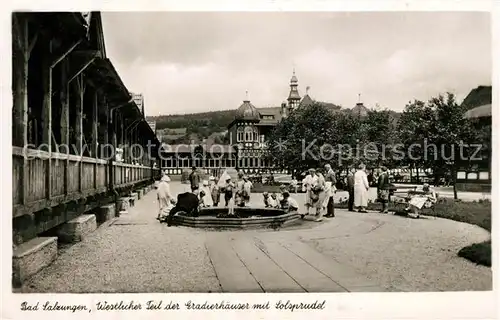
[{"left": 11, "top": 12, "right": 162, "bottom": 286}]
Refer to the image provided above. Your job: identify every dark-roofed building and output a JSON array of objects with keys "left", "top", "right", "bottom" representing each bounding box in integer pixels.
[{"left": 456, "top": 85, "right": 492, "bottom": 192}]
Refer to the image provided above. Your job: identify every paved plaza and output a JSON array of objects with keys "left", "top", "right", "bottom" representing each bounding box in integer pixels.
[{"left": 19, "top": 182, "right": 491, "bottom": 293}]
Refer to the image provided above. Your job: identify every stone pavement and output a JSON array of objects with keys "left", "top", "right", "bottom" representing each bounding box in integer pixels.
[{"left": 18, "top": 182, "right": 492, "bottom": 293}]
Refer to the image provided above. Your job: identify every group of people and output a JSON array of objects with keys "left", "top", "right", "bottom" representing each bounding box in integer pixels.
[
  {"left": 156, "top": 167, "right": 257, "bottom": 225},
  {"left": 262, "top": 186, "right": 300, "bottom": 213},
  {"left": 346, "top": 164, "right": 437, "bottom": 218},
  {"left": 298, "top": 164, "right": 337, "bottom": 222},
  {"left": 156, "top": 164, "right": 438, "bottom": 226}
]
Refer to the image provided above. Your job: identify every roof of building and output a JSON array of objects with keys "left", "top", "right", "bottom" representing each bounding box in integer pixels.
[
  {"left": 157, "top": 127, "right": 187, "bottom": 135},
  {"left": 288, "top": 88, "right": 301, "bottom": 100},
  {"left": 461, "top": 86, "right": 492, "bottom": 111},
  {"left": 161, "top": 143, "right": 235, "bottom": 154},
  {"left": 235, "top": 100, "right": 261, "bottom": 121},
  {"left": 299, "top": 94, "right": 342, "bottom": 111},
  {"left": 464, "top": 104, "right": 492, "bottom": 119},
  {"left": 351, "top": 102, "right": 369, "bottom": 117}
]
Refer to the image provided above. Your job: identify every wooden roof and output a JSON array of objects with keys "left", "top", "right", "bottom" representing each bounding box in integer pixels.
[{"left": 86, "top": 58, "right": 131, "bottom": 107}]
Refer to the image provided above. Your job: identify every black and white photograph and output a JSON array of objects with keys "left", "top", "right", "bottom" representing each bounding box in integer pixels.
[{"left": 5, "top": 4, "right": 497, "bottom": 317}]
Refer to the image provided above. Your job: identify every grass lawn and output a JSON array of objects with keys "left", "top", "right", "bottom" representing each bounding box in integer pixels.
[{"left": 334, "top": 197, "right": 492, "bottom": 267}]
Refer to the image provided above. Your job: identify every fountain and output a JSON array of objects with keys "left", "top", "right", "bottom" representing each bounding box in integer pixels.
[{"left": 171, "top": 207, "right": 301, "bottom": 229}]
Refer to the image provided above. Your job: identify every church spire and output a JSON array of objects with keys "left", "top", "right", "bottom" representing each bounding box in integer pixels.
[{"left": 287, "top": 68, "right": 301, "bottom": 111}]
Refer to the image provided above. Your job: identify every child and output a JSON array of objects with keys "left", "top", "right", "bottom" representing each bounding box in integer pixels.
[
  {"left": 242, "top": 176, "right": 253, "bottom": 205},
  {"left": 263, "top": 192, "right": 271, "bottom": 207},
  {"left": 281, "top": 192, "right": 299, "bottom": 213},
  {"left": 209, "top": 176, "right": 220, "bottom": 207},
  {"left": 224, "top": 178, "right": 235, "bottom": 207},
  {"left": 198, "top": 190, "right": 207, "bottom": 208},
  {"left": 269, "top": 193, "right": 279, "bottom": 208}
]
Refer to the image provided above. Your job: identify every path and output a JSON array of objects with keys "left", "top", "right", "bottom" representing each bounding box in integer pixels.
[{"left": 19, "top": 182, "right": 492, "bottom": 293}]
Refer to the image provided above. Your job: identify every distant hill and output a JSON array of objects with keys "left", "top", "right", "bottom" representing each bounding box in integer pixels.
[{"left": 147, "top": 105, "right": 402, "bottom": 142}]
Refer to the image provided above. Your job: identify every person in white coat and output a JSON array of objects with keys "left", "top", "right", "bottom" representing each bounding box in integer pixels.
[
  {"left": 303, "top": 168, "right": 319, "bottom": 215},
  {"left": 354, "top": 163, "right": 370, "bottom": 213},
  {"left": 157, "top": 175, "right": 175, "bottom": 221},
  {"left": 201, "top": 180, "right": 213, "bottom": 207}
]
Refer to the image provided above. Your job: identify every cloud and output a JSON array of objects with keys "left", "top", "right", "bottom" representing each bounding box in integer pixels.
[{"left": 102, "top": 11, "right": 491, "bottom": 115}]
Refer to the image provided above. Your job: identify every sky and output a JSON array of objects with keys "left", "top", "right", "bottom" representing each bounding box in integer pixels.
[{"left": 101, "top": 11, "right": 491, "bottom": 116}]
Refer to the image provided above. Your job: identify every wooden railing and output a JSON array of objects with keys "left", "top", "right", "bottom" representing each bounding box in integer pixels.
[{"left": 12, "top": 146, "right": 160, "bottom": 218}]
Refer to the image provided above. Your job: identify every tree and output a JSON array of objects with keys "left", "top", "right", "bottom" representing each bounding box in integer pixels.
[
  {"left": 266, "top": 102, "right": 337, "bottom": 176},
  {"left": 396, "top": 93, "right": 474, "bottom": 199},
  {"left": 427, "top": 93, "right": 474, "bottom": 199},
  {"left": 396, "top": 99, "right": 434, "bottom": 182}
]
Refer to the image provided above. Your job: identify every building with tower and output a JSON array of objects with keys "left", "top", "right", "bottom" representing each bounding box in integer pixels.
[{"left": 159, "top": 69, "right": 347, "bottom": 174}]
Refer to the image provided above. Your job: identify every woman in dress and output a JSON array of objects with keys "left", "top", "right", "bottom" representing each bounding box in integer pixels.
[
  {"left": 303, "top": 168, "right": 319, "bottom": 215},
  {"left": 312, "top": 170, "right": 326, "bottom": 221},
  {"left": 243, "top": 176, "right": 253, "bottom": 205},
  {"left": 354, "top": 163, "right": 370, "bottom": 213}
]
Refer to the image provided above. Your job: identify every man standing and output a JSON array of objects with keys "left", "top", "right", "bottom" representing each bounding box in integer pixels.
[
  {"left": 347, "top": 167, "right": 356, "bottom": 211},
  {"left": 189, "top": 166, "right": 201, "bottom": 192},
  {"left": 323, "top": 164, "right": 336, "bottom": 218},
  {"left": 377, "top": 166, "right": 390, "bottom": 213}
]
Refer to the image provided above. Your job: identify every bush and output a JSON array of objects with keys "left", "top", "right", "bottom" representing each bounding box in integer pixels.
[{"left": 458, "top": 240, "right": 491, "bottom": 267}]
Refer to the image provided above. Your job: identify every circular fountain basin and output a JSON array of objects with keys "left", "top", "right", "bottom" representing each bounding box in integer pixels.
[{"left": 172, "top": 207, "right": 301, "bottom": 229}]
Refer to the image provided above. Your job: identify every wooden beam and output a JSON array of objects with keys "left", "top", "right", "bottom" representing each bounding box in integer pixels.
[
  {"left": 75, "top": 75, "right": 84, "bottom": 192},
  {"left": 26, "top": 30, "right": 39, "bottom": 60},
  {"left": 60, "top": 60, "right": 70, "bottom": 196},
  {"left": 67, "top": 50, "right": 100, "bottom": 83},
  {"left": 103, "top": 97, "right": 109, "bottom": 157},
  {"left": 12, "top": 14, "right": 26, "bottom": 53},
  {"left": 51, "top": 39, "right": 82, "bottom": 69},
  {"left": 92, "top": 91, "right": 98, "bottom": 189},
  {"left": 12, "top": 14, "right": 29, "bottom": 206},
  {"left": 42, "top": 40, "right": 53, "bottom": 200}
]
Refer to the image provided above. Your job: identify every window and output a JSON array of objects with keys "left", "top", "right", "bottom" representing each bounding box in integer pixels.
[
  {"left": 253, "top": 128, "right": 258, "bottom": 141},
  {"left": 244, "top": 126, "right": 254, "bottom": 141},
  {"left": 237, "top": 127, "right": 244, "bottom": 142}
]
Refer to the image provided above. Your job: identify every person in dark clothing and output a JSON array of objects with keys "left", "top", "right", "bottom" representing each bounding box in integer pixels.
[
  {"left": 189, "top": 166, "right": 201, "bottom": 192},
  {"left": 166, "top": 192, "right": 200, "bottom": 226},
  {"left": 347, "top": 167, "right": 355, "bottom": 211},
  {"left": 377, "top": 166, "right": 390, "bottom": 213}
]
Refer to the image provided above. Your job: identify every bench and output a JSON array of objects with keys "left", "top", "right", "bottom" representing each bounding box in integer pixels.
[{"left": 389, "top": 187, "right": 439, "bottom": 218}]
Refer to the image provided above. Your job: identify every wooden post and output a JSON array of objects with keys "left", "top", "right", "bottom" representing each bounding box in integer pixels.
[
  {"left": 120, "top": 114, "right": 124, "bottom": 161},
  {"left": 42, "top": 39, "right": 53, "bottom": 200},
  {"left": 60, "top": 59, "right": 70, "bottom": 196},
  {"left": 92, "top": 91, "right": 98, "bottom": 189},
  {"left": 12, "top": 15, "right": 30, "bottom": 205},
  {"left": 103, "top": 98, "right": 109, "bottom": 157},
  {"left": 112, "top": 112, "right": 117, "bottom": 186},
  {"left": 75, "top": 74, "right": 85, "bottom": 192}
]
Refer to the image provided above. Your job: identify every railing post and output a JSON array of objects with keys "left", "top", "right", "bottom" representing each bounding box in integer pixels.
[
  {"left": 60, "top": 59, "right": 70, "bottom": 196},
  {"left": 92, "top": 91, "right": 98, "bottom": 190},
  {"left": 75, "top": 74, "right": 84, "bottom": 192},
  {"left": 12, "top": 14, "right": 30, "bottom": 205},
  {"left": 42, "top": 38, "right": 53, "bottom": 200}
]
